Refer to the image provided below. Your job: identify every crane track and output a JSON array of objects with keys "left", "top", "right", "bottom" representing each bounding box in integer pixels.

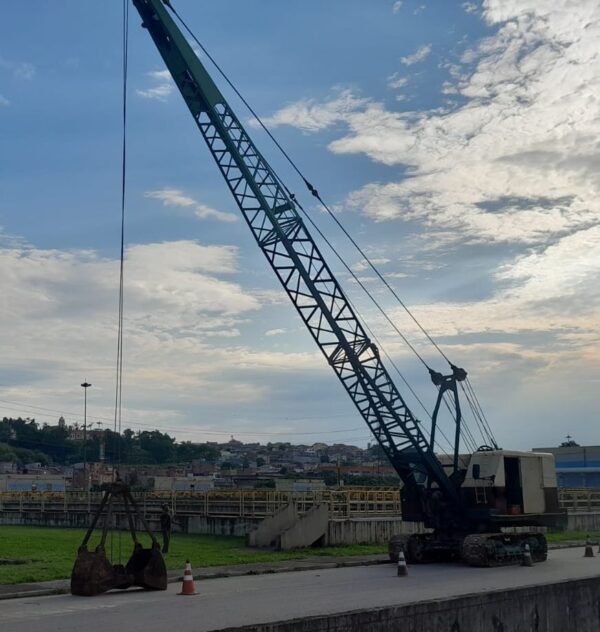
[{"left": 461, "top": 533, "right": 548, "bottom": 567}]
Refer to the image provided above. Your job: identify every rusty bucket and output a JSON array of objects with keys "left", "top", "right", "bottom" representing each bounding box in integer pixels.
[{"left": 70, "top": 480, "right": 167, "bottom": 596}]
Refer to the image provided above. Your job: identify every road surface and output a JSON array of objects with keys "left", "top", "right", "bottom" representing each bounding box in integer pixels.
[{"left": 1, "top": 548, "right": 599, "bottom": 631}]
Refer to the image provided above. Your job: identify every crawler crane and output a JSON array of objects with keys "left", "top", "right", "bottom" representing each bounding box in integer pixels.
[{"left": 132, "top": 0, "right": 566, "bottom": 566}]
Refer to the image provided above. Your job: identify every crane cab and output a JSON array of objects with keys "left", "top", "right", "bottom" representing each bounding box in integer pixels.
[{"left": 461, "top": 450, "right": 561, "bottom": 520}]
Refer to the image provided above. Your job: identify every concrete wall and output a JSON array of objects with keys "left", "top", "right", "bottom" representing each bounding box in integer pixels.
[
  {"left": 327, "top": 517, "right": 424, "bottom": 545},
  {"left": 2, "top": 510, "right": 598, "bottom": 542},
  {"left": 223, "top": 576, "right": 600, "bottom": 631},
  {"left": 248, "top": 503, "right": 298, "bottom": 547},
  {"left": 563, "top": 511, "right": 600, "bottom": 532},
  {"left": 0, "top": 511, "right": 92, "bottom": 528},
  {"left": 184, "top": 515, "right": 260, "bottom": 537},
  {"left": 279, "top": 503, "right": 328, "bottom": 550}
]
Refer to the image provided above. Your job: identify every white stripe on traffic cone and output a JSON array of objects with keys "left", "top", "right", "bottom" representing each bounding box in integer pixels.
[
  {"left": 397, "top": 550, "right": 408, "bottom": 577},
  {"left": 178, "top": 560, "right": 198, "bottom": 595}
]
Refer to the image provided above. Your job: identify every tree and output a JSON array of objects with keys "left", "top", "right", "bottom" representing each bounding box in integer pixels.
[
  {"left": 0, "top": 442, "right": 16, "bottom": 462},
  {"left": 138, "top": 430, "right": 175, "bottom": 463},
  {"left": 176, "top": 441, "right": 219, "bottom": 463}
]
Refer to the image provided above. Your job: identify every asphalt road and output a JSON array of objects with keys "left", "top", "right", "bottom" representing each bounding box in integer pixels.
[{"left": 1, "top": 548, "right": 599, "bottom": 632}]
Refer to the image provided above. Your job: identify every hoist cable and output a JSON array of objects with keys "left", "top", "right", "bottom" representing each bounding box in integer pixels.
[
  {"left": 294, "top": 197, "right": 430, "bottom": 369},
  {"left": 461, "top": 381, "right": 497, "bottom": 448},
  {"left": 465, "top": 377, "right": 497, "bottom": 446},
  {"left": 343, "top": 295, "right": 454, "bottom": 460},
  {"left": 111, "top": 0, "right": 129, "bottom": 565}
]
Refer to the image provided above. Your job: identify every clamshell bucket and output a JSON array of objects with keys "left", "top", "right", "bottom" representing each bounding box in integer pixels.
[{"left": 70, "top": 480, "right": 167, "bottom": 596}]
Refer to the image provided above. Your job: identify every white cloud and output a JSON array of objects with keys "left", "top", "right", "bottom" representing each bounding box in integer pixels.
[
  {"left": 0, "top": 95, "right": 8, "bottom": 106},
  {"left": 400, "top": 44, "right": 432, "bottom": 66},
  {"left": 136, "top": 69, "right": 174, "bottom": 101},
  {"left": 462, "top": 2, "right": 478, "bottom": 14},
  {"left": 0, "top": 241, "right": 272, "bottom": 413},
  {"left": 374, "top": 225, "right": 600, "bottom": 374},
  {"left": 0, "top": 56, "right": 35, "bottom": 80},
  {"left": 146, "top": 188, "right": 237, "bottom": 223},
  {"left": 351, "top": 257, "right": 390, "bottom": 273},
  {"left": 253, "top": 89, "right": 370, "bottom": 133},
  {"left": 265, "top": 328, "right": 286, "bottom": 336},
  {"left": 313, "top": 1, "right": 600, "bottom": 250},
  {"left": 392, "top": 1, "right": 403, "bottom": 13},
  {"left": 387, "top": 74, "right": 408, "bottom": 90}
]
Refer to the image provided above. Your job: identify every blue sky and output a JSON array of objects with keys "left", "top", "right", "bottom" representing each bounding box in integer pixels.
[{"left": 1, "top": 1, "right": 599, "bottom": 452}]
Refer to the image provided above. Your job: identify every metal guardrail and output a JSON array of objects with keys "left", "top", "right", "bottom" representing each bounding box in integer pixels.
[
  {"left": 558, "top": 488, "right": 600, "bottom": 513},
  {"left": 0, "top": 488, "right": 402, "bottom": 520},
  {"left": 2, "top": 488, "right": 596, "bottom": 519}
]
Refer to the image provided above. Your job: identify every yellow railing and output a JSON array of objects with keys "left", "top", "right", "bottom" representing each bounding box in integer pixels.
[
  {"left": 558, "top": 488, "right": 600, "bottom": 513},
  {"left": 0, "top": 488, "right": 401, "bottom": 519}
]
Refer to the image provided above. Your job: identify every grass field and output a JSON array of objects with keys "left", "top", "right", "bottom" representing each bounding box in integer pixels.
[
  {"left": 0, "top": 526, "right": 386, "bottom": 585},
  {"left": 1, "top": 527, "right": 597, "bottom": 586}
]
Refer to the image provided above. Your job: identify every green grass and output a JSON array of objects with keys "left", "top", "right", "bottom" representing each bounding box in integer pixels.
[
  {"left": 2, "top": 526, "right": 595, "bottom": 586},
  {"left": 546, "top": 530, "right": 600, "bottom": 543},
  {"left": 0, "top": 526, "right": 385, "bottom": 586}
]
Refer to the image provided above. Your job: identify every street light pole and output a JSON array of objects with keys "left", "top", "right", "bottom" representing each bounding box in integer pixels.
[{"left": 81, "top": 381, "right": 91, "bottom": 494}]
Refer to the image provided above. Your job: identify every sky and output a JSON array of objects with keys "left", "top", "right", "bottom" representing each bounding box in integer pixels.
[{"left": 0, "top": 0, "right": 598, "bottom": 452}]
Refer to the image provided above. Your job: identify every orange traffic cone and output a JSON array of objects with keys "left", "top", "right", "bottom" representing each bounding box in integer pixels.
[{"left": 178, "top": 560, "right": 197, "bottom": 595}]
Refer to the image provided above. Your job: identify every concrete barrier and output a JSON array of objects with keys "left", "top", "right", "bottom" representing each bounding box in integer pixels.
[
  {"left": 565, "top": 511, "right": 600, "bottom": 531},
  {"left": 326, "top": 517, "right": 425, "bottom": 545},
  {"left": 3, "top": 509, "right": 599, "bottom": 545},
  {"left": 279, "top": 503, "right": 328, "bottom": 550},
  {"left": 220, "top": 575, "right": 600, "bottom": 631},
  {"left": 248, "top": 503, "right": 298, "bottom": 548},
  {"left": 185, "top": 515, "right": 261, "bottom": 537}
]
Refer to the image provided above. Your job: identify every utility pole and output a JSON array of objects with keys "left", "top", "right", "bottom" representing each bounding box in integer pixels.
[{"left": 81, "top": 381, "right": 91, "bottom": 494}]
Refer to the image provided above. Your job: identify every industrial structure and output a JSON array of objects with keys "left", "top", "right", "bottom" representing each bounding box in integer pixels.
[{"left": 535, "top": 444, "right": 600, "bottom": 488}]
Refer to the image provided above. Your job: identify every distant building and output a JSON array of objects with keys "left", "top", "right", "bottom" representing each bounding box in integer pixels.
[
  {"left": 72, "top": 462, "right": 114, "bottom": 490},
  {"left": 69, "top": 425, "right": 85, "bottom": 442},
  {"left": 153, "top": 475, "right": 214, "bottom": 492},
  {"left": 534, "top": 445, "right": 600, "bottom": 487},
  {"left": 275, "top": 478, "right": 326, "bottom": 492},
  {"left": 0, "top": 474, "right": 67, "bottom": 492}
]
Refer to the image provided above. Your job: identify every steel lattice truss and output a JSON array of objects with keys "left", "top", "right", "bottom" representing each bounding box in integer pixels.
[{"left": 133, "top": 0, "right": 457, "bottom": 502}]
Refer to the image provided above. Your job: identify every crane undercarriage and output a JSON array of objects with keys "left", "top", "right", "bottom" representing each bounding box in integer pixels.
[{"left": 390, "top": 532, "right": 549, "bottom": 567}]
